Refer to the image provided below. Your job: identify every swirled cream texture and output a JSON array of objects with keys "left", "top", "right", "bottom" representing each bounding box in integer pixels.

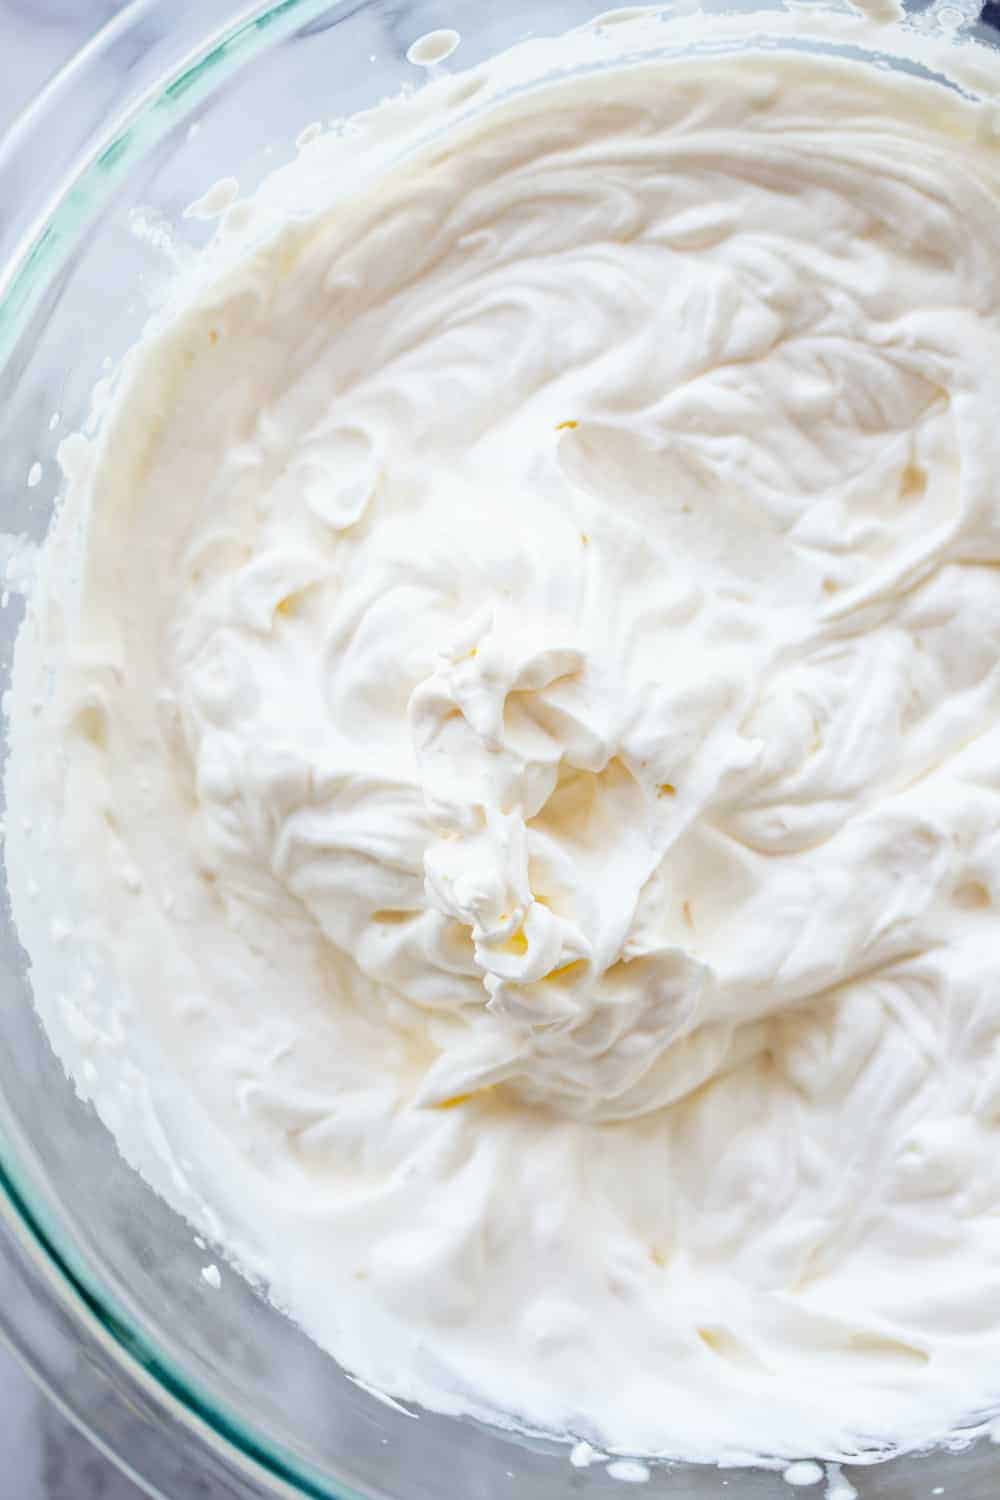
[{"left": 14, "top": 33, "right": 1000, "bottom": 1464}]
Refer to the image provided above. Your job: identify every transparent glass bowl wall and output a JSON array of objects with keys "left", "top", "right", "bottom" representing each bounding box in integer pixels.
[{"left": 2, "top": 2, "right": 1000, "bottom": 1497}]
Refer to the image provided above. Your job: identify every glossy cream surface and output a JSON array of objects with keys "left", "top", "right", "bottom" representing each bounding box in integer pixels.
[{"left": 11, "top": 18, "right": 1000, "bottom": 1463}]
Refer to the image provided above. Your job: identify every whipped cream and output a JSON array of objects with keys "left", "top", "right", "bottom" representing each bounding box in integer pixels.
[{"left": 11, "top": 10, "right": 1000, "bottom": 1466}]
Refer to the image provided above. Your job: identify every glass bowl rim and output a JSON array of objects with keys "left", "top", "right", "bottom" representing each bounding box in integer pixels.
[{"left": 3, "top": 2, "right": 1000, "bottom": 1496}]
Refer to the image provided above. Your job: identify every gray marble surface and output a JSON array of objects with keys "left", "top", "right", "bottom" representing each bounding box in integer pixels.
[
  {"left": 0, "top": 1345, "right": 145, "bottom": 1498},
  {"left": 0, "top": 12, "right": 144, "bottom": 1497}
]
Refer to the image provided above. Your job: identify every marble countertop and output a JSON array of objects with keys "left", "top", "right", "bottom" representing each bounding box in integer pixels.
[
  {"left": 0, "top": 1347, "right": 146, "bottom": 1499},
  {"left": 0, "top": 15, "right": 144, "bottom": 1497}
]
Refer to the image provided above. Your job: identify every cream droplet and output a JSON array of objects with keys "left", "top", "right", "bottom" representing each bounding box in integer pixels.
[
  {"left": 784, "top": 1462, "right": 823, "bottom": 1488},
  {"left": 184, "top": 176, "right": 240, "bottom": 221},
  {"left": 407, "top": 29, "right": 460, "bottom": 66},
  {"left": 606, "top": 1460, "right": 650, "bottom": 1484}
]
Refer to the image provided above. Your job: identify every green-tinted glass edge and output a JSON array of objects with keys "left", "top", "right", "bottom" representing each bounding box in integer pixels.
[
  {"left": 0, "top": 1154, "right": 359, "bottom": 1500},
  {"left": 0, "top": 0, "right": 333, "bottom": 362}
]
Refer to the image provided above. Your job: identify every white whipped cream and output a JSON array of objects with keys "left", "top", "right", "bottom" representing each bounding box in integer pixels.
[{"left": 11, "top": 10, "right": 1000, "bottom": 1466}]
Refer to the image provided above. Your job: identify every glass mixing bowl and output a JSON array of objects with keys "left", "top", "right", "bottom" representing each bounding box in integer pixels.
[{"left": 3, "top": 1, "right": 1000, "bottom": 1495}]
